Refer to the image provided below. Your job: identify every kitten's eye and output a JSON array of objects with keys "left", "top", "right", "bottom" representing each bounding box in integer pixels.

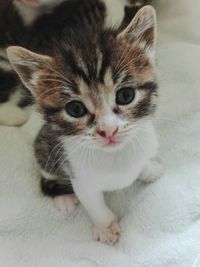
[
  {"left": 66, "top": 101, "right": 87, "bottom": 118},
  {"left": 116, "top": 87, "right": 135, "bottom": 105}
]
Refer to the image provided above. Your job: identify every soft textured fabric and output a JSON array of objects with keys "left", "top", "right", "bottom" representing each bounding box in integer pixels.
[{"left": 0, "top": 0, "right": 200, "bottom": 266}]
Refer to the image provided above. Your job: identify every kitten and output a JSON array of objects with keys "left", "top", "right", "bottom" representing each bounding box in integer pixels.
[
  {"left": 8, "top": 3, "right": 162, "bottom": 244},
  {"left": 0, "top": 0, "right": 151, "bottom": 127},
  {"left": 0, "top": 0, "right": 68, "bottom": 126}
]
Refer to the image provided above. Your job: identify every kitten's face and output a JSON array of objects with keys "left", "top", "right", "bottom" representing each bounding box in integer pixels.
[
  {"left": 43, "top": 53, "right": 156, "bottom": 152},
  {"left": 7, "top": 6, "right": 157, "bottom": 152}
]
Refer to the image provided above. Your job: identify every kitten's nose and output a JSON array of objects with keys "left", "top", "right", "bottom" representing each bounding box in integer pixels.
[{"left": 97, "top": 126, "right": 118, "bottom": 139}]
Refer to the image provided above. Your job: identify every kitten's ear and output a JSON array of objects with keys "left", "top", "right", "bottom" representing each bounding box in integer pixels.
[
  {"left": 7, "top": 46, "right": 53, "bottom": 96},
  {"left": 118, "top": 5, "right": 156, "bottom": 58}
]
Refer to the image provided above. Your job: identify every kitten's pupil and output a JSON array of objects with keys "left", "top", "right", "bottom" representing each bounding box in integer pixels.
[
  {"left": 116, "top": 87, "right": 135, "bottom": 106},
  {"left": 66, "top": 101, "right": 87, "bottom": 118}
]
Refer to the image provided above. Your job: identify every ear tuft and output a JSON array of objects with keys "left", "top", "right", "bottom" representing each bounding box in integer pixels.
[{"left": 7, "top": 46, "right": 53, "bottom": 94}]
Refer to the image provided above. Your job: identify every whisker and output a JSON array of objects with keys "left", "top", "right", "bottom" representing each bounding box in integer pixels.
[
  {"left": 48, "top": 149, "right": 66, "bottom": 176},
  {"left": 37, "top": 62, "right": 73, "bottom": 84},
  {"left": 44, "top": 142, "right": 64, "bottom": 173},
  {"left": 54, "top": 155, "right": 67, "bottom": 176},
  {"left": 113, "top": 46, "right": 132, "bottom": 74},
  {"left": 34, "top": 86, "right": 62, "bottom": 102},
  {"left": 15, "top": 59, "right": 73, "bottom": 85},
  {"left": 113, "top": 52, "right": 143, "bottom": 82}
]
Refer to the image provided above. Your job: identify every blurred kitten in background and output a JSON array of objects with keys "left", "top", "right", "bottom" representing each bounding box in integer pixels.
[{"left": 0, "top": 0, "right": 68, "bottom": 126}]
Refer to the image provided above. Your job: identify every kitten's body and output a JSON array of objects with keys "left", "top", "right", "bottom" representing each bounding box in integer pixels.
[{"left": 8, "top": 1, "right": 161, "bottom": 244}]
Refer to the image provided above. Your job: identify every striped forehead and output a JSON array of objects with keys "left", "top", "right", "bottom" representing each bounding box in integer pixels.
[
  {"left": 75, "top": 68, "right": 116, "bottom": 113},
  {"left": 61, "top": 43, "right": 111, "bottom": 86}
]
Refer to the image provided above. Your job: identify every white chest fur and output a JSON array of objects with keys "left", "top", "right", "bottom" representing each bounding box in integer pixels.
[
  {"left": 63, "top": 122, "right": 159, "bottom": 236},
  {"left": 65, "top": 122, "right": 158, "bottom": 192}
]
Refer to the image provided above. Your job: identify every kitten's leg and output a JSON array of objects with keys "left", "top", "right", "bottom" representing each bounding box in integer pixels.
[
  {"left": 72, "top": 181, "right": 121, "bottom": 245},
  {"left": 40, "top": 174, "right": 78, "bottom": 214},
  {"left": 139, "top": 160, "right": 163, "bottom": 183}
]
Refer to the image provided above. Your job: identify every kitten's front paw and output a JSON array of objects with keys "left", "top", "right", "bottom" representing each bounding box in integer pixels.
[
  {"left": 93, "top": 221, "right": 121, "bottom": 245},
  {"left": 55, "top": 194, "right": 79, "bottom": 214},
  {"left": 139, "top": 160, "right": 163, "bottom": 183}
]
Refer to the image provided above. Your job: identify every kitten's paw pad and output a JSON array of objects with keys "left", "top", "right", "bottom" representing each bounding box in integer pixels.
[
  {"left": 140, "top": 161, "right": 163, "bottom": 183},
  {"left": 55, "top": 194, "right": 79, "bottom": 214},
  {"left": 94, "top": 221, "right": 121, "bottom": 245}
]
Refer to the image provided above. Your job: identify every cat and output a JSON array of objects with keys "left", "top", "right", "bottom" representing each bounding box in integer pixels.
[
  {"left": 7, "top": 1, "right": 162, "bottom": 244},
  {"left": 0, "top": 0, "right": 151, "bottom": 126}
]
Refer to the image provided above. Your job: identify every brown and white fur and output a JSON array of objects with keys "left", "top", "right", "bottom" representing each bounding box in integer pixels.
[
  {"left": 7, "top": 5, "right": 162, "bottom": 245},
  {"left": 0, "top": 0, "right": 151, "bottom": 127}
]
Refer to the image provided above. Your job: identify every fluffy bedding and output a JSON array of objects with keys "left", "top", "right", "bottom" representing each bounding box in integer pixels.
[{"left": 0, "top": 0, "right": 200, "bottom": 266}]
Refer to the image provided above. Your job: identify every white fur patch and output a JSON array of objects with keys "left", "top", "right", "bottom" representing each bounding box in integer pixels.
[
  {"left": 0, "top": 49, "right": 13, "bottom": 71},
  {"left": 40, "top": 170, "right": 57, "bottom": 180},
  {"left": 64, "top": 120, "right": 158, "bottom": 231},
  {"left": 0, "top": 62, "right": 13, "bottom": 72},
  {"left": 139, "top": 160, "right": 163, "bottom": 183},
  {"left": 0, "top": 89, "right": 28, "bottom": 126}
]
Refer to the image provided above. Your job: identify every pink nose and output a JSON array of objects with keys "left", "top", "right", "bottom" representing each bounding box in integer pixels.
[{"left": 97, "top": 127, "right": 118, "bottom": 139}]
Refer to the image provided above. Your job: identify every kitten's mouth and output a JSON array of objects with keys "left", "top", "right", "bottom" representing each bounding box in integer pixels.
[
  {"left": 99, "top": 137, "right": 125, "bottom": 150},
  {"left": 103, "top": 139, "right": 119, "bottom": 147}
]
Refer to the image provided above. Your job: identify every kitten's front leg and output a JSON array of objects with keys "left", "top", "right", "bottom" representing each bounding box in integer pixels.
[
  {"left": 139, "top": 160, "right": 163, "bottom": 183},
  {"left": 72, "top": 180, "right": 121, "bottom": 245},
  {"left": 40, "top": 174, "right": 79, "bottom": 214}
]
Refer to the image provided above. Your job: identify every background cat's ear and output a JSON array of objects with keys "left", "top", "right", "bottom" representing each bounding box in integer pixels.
[
  {"left": 7, "top": 46, "right": 53, "bottom": 96},
  {"left": 118, "top": 5, "right": 156, "bottom": 58}
]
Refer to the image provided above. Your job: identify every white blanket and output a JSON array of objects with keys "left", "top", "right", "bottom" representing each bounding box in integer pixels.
[{"left": 1, "top": 0, "right": 200, "bottom": 266}]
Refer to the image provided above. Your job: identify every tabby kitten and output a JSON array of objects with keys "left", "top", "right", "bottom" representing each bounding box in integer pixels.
[
  {"left": 0, "top": 0, "right": 151, "bottom": 126},
  {"left": 7, "top": 3, "right": 162, "bottom": 244}
]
